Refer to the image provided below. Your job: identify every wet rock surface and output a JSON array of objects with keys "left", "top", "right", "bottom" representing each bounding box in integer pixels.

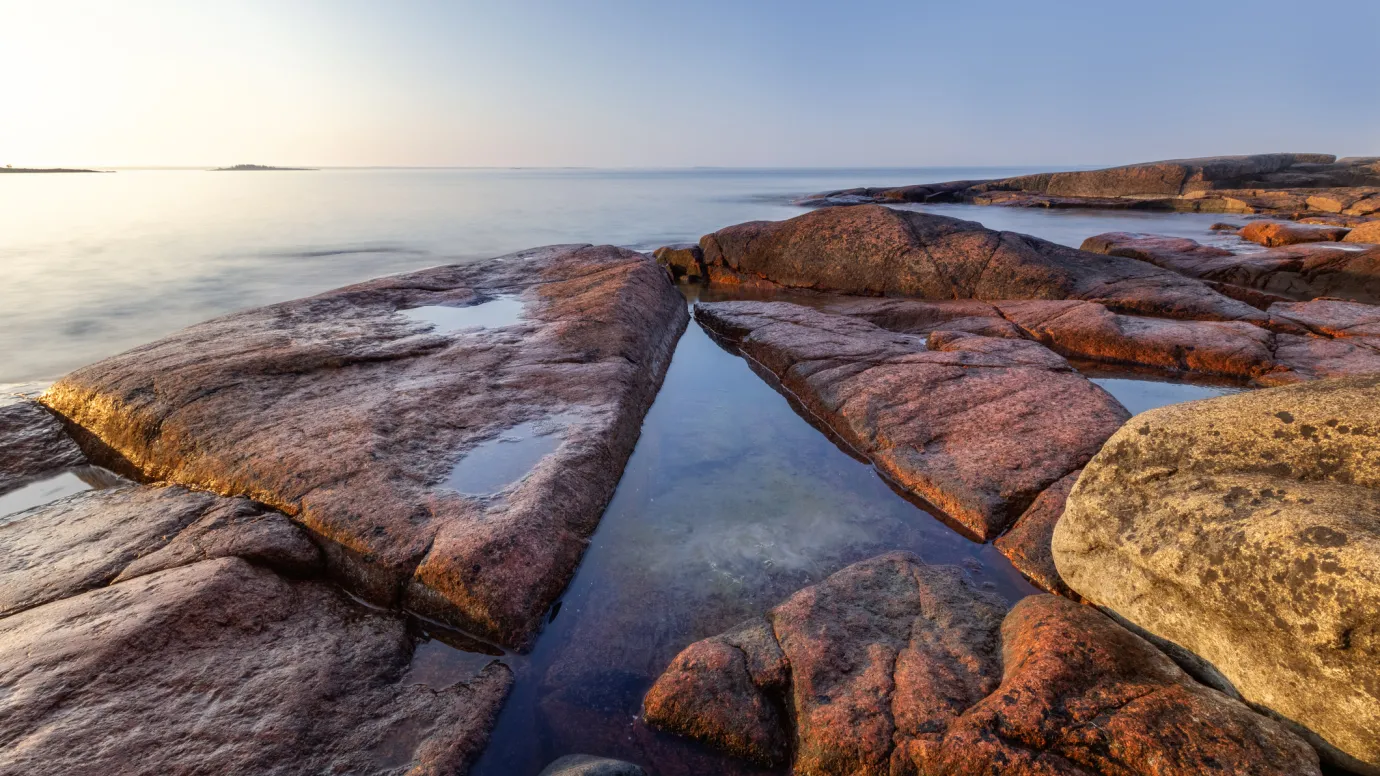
[
  {"left": 1054, "top": 376, "right": 1380, "bottom": 773},
  {"left": 697, "top": 205, "right": 1266, "bottom": 323},
  {"left": 994, "top": 470, "right": 1080, "bottom": 598},
  {"left": 645, "top": 555, "right": 1319, "bottom": 776},
  {"left": 0, "top": 395, "right": 87, "bottom": 493},
  {"left": 1081, "top": 231, "right": 1380, "bottom": 305},
  {"left": 0, "top": 556, "right": 512, "bottom": 776},
  {"left": 40, "top": 245, "right": 689, "bottom": 648},
  {"left": 696, "top": 301, "right": 1129, "bottom": 540},
  {"left": 0, "top": 482, "right": 321, "bottom": 616}
]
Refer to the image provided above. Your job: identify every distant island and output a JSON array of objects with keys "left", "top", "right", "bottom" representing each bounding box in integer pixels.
[
  {"left": 211, "top": 164, "right": 317, "bottom": 171},
  {"left": 1, "top": 166, "right": 109, "bottom": 173}
]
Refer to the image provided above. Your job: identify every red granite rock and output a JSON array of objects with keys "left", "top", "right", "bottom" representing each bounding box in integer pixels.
[
  {"left": 934, "top": 595, "right": 1321, "bottom": 776},
  {"left": 696, "top": 301, "right": 1128, "bottom": 540},
  {"left": 1343, "top": 220, "right": 1380, "bottom": 244},
  {"left": 0, "top": 557, "right": 512, "bottom": 776},
  {"left": 1083, "top": 231, "right": 1380, "bottom": 304},
  {"left": 1240, "top": 220, "right": 1351, "bottom": 247},
  {"left": 644, "top": 553, "right": 1009, "bottom": 775},
  {"left": 994, "top": 471, "right": 1080, "bottom": 598},
  {"left": 1269, "top": 298, "right": 1380, "bottom": 339},
  {"left": 41, "top": 245, "right": 689, "bottom": 649},
  {"left": 698, "top": 206, "right": 1266, "bottom": 323}
]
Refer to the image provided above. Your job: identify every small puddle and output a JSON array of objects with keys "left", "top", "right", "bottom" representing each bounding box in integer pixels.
[
  {"left": 446, "top": 419, "right": 567, "bottom": 496},
  {"left": 1091, "top": 377, "right": 1242, "bottom": 416},
  {"left": 0, "top": 467, "right": 126, "bottom": 523},
  {"left": 403, "top": 296, "right": 526, "bottom": 334},
  {"left": 408, "top": 625, "right": 506, "bottom": 690}
]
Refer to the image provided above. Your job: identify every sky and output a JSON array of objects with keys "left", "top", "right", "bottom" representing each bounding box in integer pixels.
[{"left": 3, "top": 1, "right": 1377, "bottom": 169}]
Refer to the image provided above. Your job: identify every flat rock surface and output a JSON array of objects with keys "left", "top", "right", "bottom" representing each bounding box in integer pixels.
[
  {"left": 698, "top": 205, "right": 1266, "bottom": 323},
  {"left": 1054, "top": 376, "right": 1380, "bottom": 773},
  {"left": 994, "top": 470, "right": 1080, "bottom": 598},
  {"left": 0, "top": 482, "right": 319, "bottom": 616},
  {"left": 1082, "top": 231, "right": 1380, "bottom": 305},
  {"left": 1240, "top": 220, "right": 1351, "bottom": 247},
  {"left": 696, "top": 301, "right": 1129, "bottom": 540},
  {"left": 644, "top": 552, "right": 1009, "bottom": 773},
  {"left": 644, "top": 555, "right": 1318, "bottom": 776},
  {"left": 936, "top": 595, "right": 1321, "bottom": 776},
  {"left": 41, "top": 245, "right": 689, "bottom": 649},
  {"left": 0, "top": 557, "right": 512, "bottom": 776},
  {"left": 0, "top": 396, "right": 87, "bottom": 493}
]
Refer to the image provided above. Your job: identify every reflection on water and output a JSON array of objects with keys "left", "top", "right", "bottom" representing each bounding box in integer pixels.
[
  {"left": 446, "top": 419, "right": 564, "bottom": 496},
  {"left": 1092, "top": 377, "right": 1242, "bottom": 416},
  {"left": 471, "top": 305, "right": 1038, "bottom": 776},
  {"left": 0, "top": 466, "right": 127, "bottom": 523},
  {"left": 403, "top": 296, "right": 526, "bottom": 334},
  {"left": 900, "top": 203, "right": 1251, "bottom": 251}
]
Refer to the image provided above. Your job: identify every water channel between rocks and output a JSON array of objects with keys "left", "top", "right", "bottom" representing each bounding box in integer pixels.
[{"left": 408, "top": 287, "right": 1246, "bottom": 776}]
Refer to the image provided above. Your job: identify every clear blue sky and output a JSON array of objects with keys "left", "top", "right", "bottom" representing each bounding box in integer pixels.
[{"left": 5, "top": 0, "right": 1377, "bottom": 167}]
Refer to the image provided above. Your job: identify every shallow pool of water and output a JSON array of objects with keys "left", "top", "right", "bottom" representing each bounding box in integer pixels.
[
  {"left": 0, "top": 466, "right": 127, "bottom": 523},
  {"left": 1092, "top": 377, "right": 1243, "bottom": 416},
  {"left": 403, "top": 296, "right": 526, "bottom": 334},
  {"left": 445, "top": 418, "right": 565, "bottom": 495}
]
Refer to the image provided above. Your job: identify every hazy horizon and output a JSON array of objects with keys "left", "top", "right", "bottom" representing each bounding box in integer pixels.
[{"left": 5, "top": 1, "right": 1376, "bottom": 169}]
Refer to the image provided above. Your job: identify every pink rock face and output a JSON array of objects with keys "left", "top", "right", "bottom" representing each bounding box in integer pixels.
[
  {"left": 0, "top": 482, "right": 320, "bottom": 617},
  {"left": 994, "top": 470, "right": 1080, "bottom": 598},
  {"left": 644, "top": 553, "right": 1009, "bottom": 774},
  {"left": 1240, "top": 220, "right": 1352, "bottom": 247},
  {"left": 0, "top": 557, "right": 512, "bottom": 775},
  {"left": 934, "top": 596, "right": 1321, "bottom": 776},
  {"left": 41, "top": 245, "right": 689, "bottom": 649},
  {"left": 1082, "top": 231, "right": 1380, "bottom": 305},
  {"left": 645, "top": 556, "right": 1320, "bottom": 776},
  {"left": 697, "top": 205, "right": 1266, "bottom": 323},
  {"left": 696, "top": 301, "right": 1129, "bottom": 540}
]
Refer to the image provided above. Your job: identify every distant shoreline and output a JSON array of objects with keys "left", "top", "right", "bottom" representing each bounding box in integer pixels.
[
  {"left": 211, "top": 164, "right": 317, "bottom": 172},
  {"left": 1, "top": 167, "right": 110, "bottom": 174}
]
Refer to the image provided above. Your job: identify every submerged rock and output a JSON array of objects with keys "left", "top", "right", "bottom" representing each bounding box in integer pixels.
[
  {"left": 538, "top": 755, "right": 647, "bottom": 776},
  {"left": 1054, "top": 376, "right": 1380, "bottom": 773},
  {"left": 0, "top": 395, "right": 87, "bottom": 493},
  {"left": 1082, "top": 231, "right": 1380, "bottom": 305},
  {"left": 696, "top": 301, "right": 1129, "bottom": 540},
  {"left": 0, "top": 482, "right": 318, "bottom": 616},
  {"left": 0, "top": 557, "right": 512, "bottom": 775},
  {"left": 698, "top": 205, "right": 1266, "bottom": 322},
  {"left": 645, "top": 554, "right": 1320, "bottom": 776},
  {"left": 41, "top": 245, "right": 689, "bottom": 649}
]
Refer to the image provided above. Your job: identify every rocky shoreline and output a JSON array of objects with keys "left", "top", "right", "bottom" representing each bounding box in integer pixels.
[{"left": 3, "top": 155, "right": 1379, "bottom": 774}]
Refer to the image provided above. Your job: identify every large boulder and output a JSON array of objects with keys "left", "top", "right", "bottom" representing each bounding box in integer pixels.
[
  {"left": 1054, "top": 376, "right": 1380, "bottom": 774},
  {"left": 644, "top": 552, "right": 1009, "bottom": 772},
  {"left": 695, "top": 301, "right": 1128, "bottom": 540},
  {"left": 644, "top": 554, "right": 1321, "bottom": 776},
  {"left": 40, "top": 245, "right": 689, "bottom": 649},
  {"left": 698, "top": 206, "right": 1267, "bottom": 323},
  {"left": 0, "top": 482, "right": 320, "bottom": 617},
  {"left": 0, "top": 557, "right": 512, "bottom": 775},
  {"left": 1082, "top": 231, "right": 1380, "bottom": 305},
  {"left": 1344, "top": 220, "right": 1380, "bottom": 244}
]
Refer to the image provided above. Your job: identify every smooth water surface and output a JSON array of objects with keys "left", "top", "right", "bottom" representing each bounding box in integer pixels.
[
  {"left": 403, "top": 296, "right": 526, "bottom": 333},
  {"left": 464, "top": 311, "right": 1040, "bottom": 776},
  {"left": 446, "top": 419, "right": 564, "bottom": 496},
  {"left": 0, "top": 467, "right": 126, "bottom": 523},
  {"left": 1092, "top": 377, "right": 1242, "bottom": 416}
]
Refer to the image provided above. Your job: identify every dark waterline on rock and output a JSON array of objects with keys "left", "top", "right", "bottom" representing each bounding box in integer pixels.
[{"left": 402, "top": 296, "right": 527, "bottom": 333}]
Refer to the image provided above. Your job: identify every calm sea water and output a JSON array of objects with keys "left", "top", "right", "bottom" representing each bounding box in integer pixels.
[{"left": 0, "top": 167, "right": 1247, "bottom": 384}]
